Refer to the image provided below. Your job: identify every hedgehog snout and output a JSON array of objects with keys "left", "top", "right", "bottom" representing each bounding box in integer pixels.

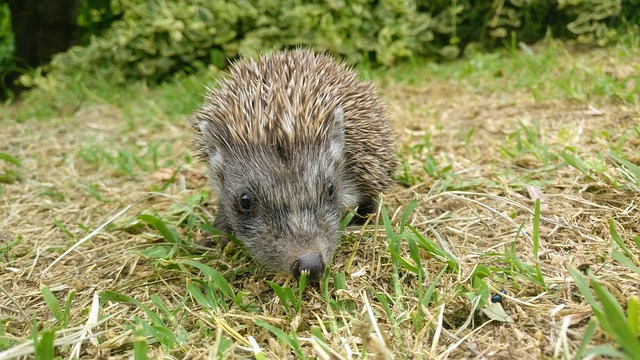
[{"left": 291, "top": 253, "right": 325, "bottom": 281}]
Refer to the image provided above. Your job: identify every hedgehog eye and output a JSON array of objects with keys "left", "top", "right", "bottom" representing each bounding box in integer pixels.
[
  {"left": 327, "top": 183, "right": 334, "bottom": 198},
  {"left": 239, "top": 193, "right": 252, "bottom": 210}
]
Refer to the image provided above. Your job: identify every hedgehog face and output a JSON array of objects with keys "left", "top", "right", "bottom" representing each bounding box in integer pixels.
[{"left": 203, "top": 108, "right": 359, "bottom": 279}]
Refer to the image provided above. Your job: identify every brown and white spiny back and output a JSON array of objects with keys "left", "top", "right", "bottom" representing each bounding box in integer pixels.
[{"left": 196, "top": 50, "right": 380, "bottom": 151}]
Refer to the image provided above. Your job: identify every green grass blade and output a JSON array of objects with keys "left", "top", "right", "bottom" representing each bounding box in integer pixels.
[
  {"left": 568, "top": 268, "right": 600, "bottom": 311},
  {"left": 34, "top": 328, "right": 55, "bottom": 360},
  {"left": 380, "top": 202, "right": 397, "bottom": 240},
  {"left": 0, "top": 152, "right": 21, "bottom": 166},
  {"left": 532, "top": 199, "right": 540, "bottom": 259},
  {"left": 137, "top": 214, "right": 183, "bottom": 244},
  {"left": 297, "top": 272, "right": 309, "bottom": 302},
  {"left": 582, "top": 344, "right": 626, "bottom": 359},
  {"left": 386, "top": 244, "right": 419, "bottom": 274},
  {"left": 63, "top": 290, "right": 75, "bottom": 328},
  {"left": 40, "top": 286, "right": 63, "bottom": 324},
  {"left": 268, "top": 281, "right": 298, "bottom": 315},
  {"left": 611, "top": 249, "right": 640, "bottom": 275},
  {"left": 137, "top": 318, "right": 178, "bottom": 348},
  {"left": 99, "top": 291, "right": 165, "bottom": 327},
  {"left": 573, "top": 318, "right": 598, "bottom": 360},
  {"left": 254, "top": 319, "right": 305, "bottom": 359},
  {"left": 338, "top": 209, "right": 356, "bottom": 230},
  {"left": 408, "top": 225, "right": 458, "bottom": 272},
  {"left": 590, "top": 276, "right": 640, "bottom": 356},
  {"left": 53, "top": 218, "right": 74, "bottom": 239},
  {"left": 609, "top": 152, "right": 640, "bottom": 179},
  {"left": 532, "top": 199, "right": 544, "bottom": 286},
  {"left": 133, "top": 322, "right": 149, "bottom": 360},
  {"left": 0, "top": 234, "right": 22, "bottom": 256},
  {"left": 406, "top": 235, "right": 425, "bottom": 277},
  {"left": 422, "top": 266, "right": 447, "bottom": 308},
  {"left": 399, "top": 198, "right": 418, "bottom": 233},
  {"left": 628, "top": 295, "right": 639, "bottom": 335},
  {"left": 609, "top": 219, "right": 632, "bottom": 256},
  {"left": 179, "top": 260, "right": 235, "bottom": 300},
  {"left": 187, "top": 281, "right": 215, "bottom": 310},
  {"left": 150, "top": 294, "right": 174, "bottom": 320},
  {"left": 559, "top": 151, "right": 588, "bottom": 173}
]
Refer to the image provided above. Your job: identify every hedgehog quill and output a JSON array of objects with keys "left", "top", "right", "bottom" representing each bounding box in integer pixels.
[{"left": 193, "top": 49, "right": 397, "bottom": 280}]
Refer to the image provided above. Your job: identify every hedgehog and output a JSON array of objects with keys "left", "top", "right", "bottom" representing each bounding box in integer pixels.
[{"left": 192, "top": 49, "right": 397, "bottom": 280}]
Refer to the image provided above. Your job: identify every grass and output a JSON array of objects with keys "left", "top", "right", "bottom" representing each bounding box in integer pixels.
[
  {"left": 1, "top": 35, "right": 639, "bottom": 359},
  {"left": 568, "top": 219, "right": 640, "bottom": 358}
]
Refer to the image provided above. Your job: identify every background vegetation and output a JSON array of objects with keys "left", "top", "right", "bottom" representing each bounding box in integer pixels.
[
  {"left": 0, "top": 3, "right": 15, "bottom": 89},
  {"left": 1, "top": 0, "right": 638, "bottom": 101}
]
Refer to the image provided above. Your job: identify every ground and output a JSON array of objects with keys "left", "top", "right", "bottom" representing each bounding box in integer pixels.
[{"left": 0, "top": 40, "right": 639, "bottom": 359}]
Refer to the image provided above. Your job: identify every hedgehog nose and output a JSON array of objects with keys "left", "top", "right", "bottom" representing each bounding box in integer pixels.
[{"left": 291, "top": 253, "right": 325, "bottom": 281}]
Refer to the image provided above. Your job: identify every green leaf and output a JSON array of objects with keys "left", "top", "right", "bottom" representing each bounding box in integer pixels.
[
  {"left": 333, "top": 272, "right": 346, "bottom": 290},
  {"left": 0, "top": 153, "right": 21, "bottom": 166},
  {"left": 628, "top": 296, "right": 639, "bottom": 336},
  {"left": 482, "top": 302, "right": 514, "bottom": 323},
  {"left": 386, "top": 242, "right": 419, "bottom": 274},
  {"left": 151, "top": 294, "right": 174, "bottom": 321},
  {"left": 40, "top": 286, "right": 63, "bottom": 324},
  {"left": 297, "top": 272, "right": 309, "bottom": 302},
  {"left": 133, "top": 322, "right": 149, "bottom": 360},
  {"left": 187, "top": 282, "right": 215, "bottom": 310},
  {"left": 139, "top": 245, "right": 171, "bottom": 259},
  {"left": 399, "top": 198, "right": 418, "bottom": 233},
  {"left": 559, "top": 151, "right": 588, "bottom": 173},
  {"left": 609, "top": 219, "right": 632, "bottom": 256},
  {"left": 63, "top": 290, "right": 75, "bottom": 328},
  {"left": 179, "top": 260, "right": 235, "bottom": 300},
  {"left": 34, "top": 328, "right": 55, "bottom": 360},
  {"left": 574, "top": 318, "right": 598, "bottom": 360},
  {"left": 99, "top": 291, "right": 165, "bottom": 327},
  {"left": 611, "top": 249, "right": 640, "bottom": 276},
  {"left": 254, "top": 319, "right": 305, "bottom": 359},
  {"left": 568, "top": 268, "right": 599, "bottom": 310},
  {"left": 338, "top": 209, "right": 356, "bottom": 230},
  {"left": 137, "top": 214, "right": 183, "bottom": 244},
  {"left": 590, "top": 277, "right": 640, "bottom": 356},
  {"left": 409, "top": 225, "right": 459, "bottom": 272},
  {"left": 380, "top": 203, "right": 394, "bottom": 240},
  {"left": 532, "top": 199, "right": 544, "bottom": 286},
  {"left": 268, "top": 281, "right": 298, "bottom": 315},
  {"left": 609, "top": 152, "right": 640, "bottom": 180},
  {"left": 582, "top": 344, "right": 626, "bottom": 358},
  {"left": 53, "top": 218, "right": 75, "bottom": 239}
]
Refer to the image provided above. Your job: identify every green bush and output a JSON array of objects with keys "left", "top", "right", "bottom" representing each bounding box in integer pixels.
[
  {"left": 0, "top": 3, "right": 15, "bottom": 90},
  {"left": 19, "top": 0, "right": 637, "bottom": 94},
  {"left": 77, "top": 0, "right": 127, "bottom": 41}
]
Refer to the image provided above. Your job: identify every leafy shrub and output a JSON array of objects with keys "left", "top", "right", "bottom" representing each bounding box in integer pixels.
[
  {"left": 0, "top": 3, "right": 16, "bottom": 91},
  {"left": 560, "top": 0, "right": 627, "bottom": 45},
  {"left": 77, "top": 0, "right": 127, "bottom": 41},
  {"left": 19, "top": 0, "right": 638, "bottom": 94}
]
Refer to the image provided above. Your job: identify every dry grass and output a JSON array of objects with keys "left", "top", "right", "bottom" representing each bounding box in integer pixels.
[{"left": 1, "top": 43, "right": 639, "bottom": 359}]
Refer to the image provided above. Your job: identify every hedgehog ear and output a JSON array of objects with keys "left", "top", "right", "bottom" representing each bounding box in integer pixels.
[
  {"left": 197, "top": 120, "right": 224, "bottom": 185},
  {"left": 329, "top": 107, "right": 345, "bottom": 159}
]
